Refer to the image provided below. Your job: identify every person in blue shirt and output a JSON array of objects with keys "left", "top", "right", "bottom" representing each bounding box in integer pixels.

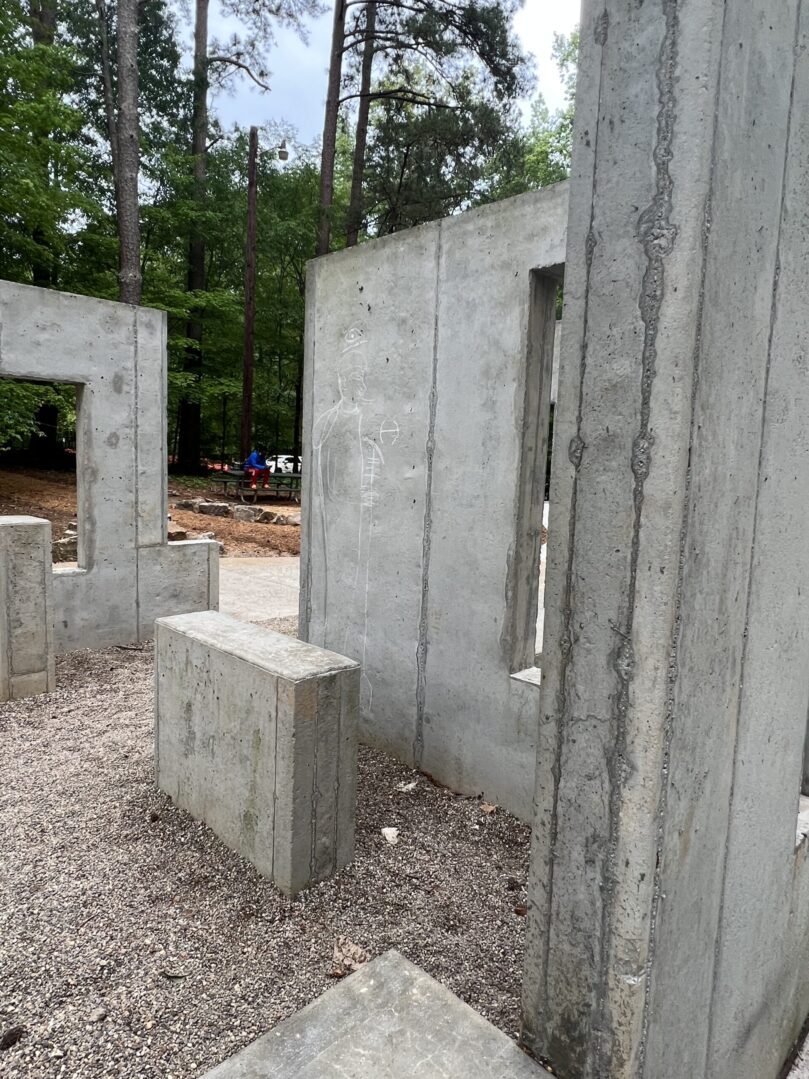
[{"left": 243, "top": 447, "right": 271, "bottom": 489}]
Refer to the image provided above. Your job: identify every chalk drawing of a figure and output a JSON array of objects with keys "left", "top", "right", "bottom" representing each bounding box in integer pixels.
[{"left": 313, "top": 325, "right": 397, "bottom": 716}]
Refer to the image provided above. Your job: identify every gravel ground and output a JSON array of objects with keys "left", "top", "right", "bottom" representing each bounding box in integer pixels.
[{"left": 0, "top": 640, "right": 531, "bottom": 1079}]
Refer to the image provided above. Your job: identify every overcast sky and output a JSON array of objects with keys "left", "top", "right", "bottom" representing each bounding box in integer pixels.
[{"left": 205, "top": 0, "right": 582, "bottom": 145}]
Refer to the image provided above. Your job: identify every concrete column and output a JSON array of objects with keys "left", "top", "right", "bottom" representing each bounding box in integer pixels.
[
  {"left": 0, "top": 516, "right": 55, "bottom": 701},
  {"left": 521, "top": 2, "right": 809, "bottom": 1077},
  {"left": 155, "top": 611, "right": 359, "bottom": 896}
]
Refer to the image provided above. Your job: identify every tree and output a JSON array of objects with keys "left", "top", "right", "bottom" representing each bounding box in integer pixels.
[
  {"left": 241, "top": 125, "right": 259, "bottom": 461},
  {"left": 318, "top": 0, "right": 531, "bottom": 250},
  {"left": 175, "top": 0, "right": 323, "bottom": 472},
  {"left": 345, "top": 0, "right": 375, "bottom": 247},
  {"left": 317, "top": 0, "right": 348, "bottom": 254},
  {"left": 95, "top": 0, "right": 141, "bottom": 302}
]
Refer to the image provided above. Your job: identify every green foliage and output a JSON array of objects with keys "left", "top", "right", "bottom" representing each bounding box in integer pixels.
[
  {"left": 0, "top": 381, "right": 75, "bottom": 451},
  {"left": 0, "top": 4, "right": 101, "bottom": 285},
  {"left": 0, "top": 1, "right": 578, "bottom": 463}
]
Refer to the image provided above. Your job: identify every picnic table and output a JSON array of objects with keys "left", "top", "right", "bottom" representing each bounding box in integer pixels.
[{"left": 211, "top": 469, "right": 302, "bottom": 504}]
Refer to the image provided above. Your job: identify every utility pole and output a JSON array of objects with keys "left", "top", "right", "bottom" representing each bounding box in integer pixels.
[{"left": 241, "top": 125, "right": 259, "bottom": 463}]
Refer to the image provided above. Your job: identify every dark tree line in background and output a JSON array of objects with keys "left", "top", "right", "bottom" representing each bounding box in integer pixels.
[{"left": 0, "top": 0, "right": 577, "bottom": 469}]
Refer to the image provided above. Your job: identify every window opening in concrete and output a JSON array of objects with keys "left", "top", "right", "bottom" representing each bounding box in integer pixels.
[
  {"left": 509, "top": 269, "right": 561, "bottom": 683},
  {"left": 0, "top": 378, "right": 83, "bottom": 569}
]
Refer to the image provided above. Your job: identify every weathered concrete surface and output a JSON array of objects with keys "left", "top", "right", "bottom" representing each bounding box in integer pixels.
[
  {"left": 0, "top": 516, "right": 55, "bottom": 701},
  {"left": 522, "top": 3, "right": 809, "bottom": 1078},
  {"left": 0, "top": 281, "right": 218, "bottom": 652},
  {"left": 155, "top": 610, "right": 359, "bottom": 895},
  {"left": 201, "top": 950, "right": 547, "bottom": 1078},
  {"left": 301, "top": 186, "right": 567, "bottom": 820}
]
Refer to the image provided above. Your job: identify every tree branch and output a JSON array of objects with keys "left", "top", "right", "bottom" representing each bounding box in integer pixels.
[{"left": 208, "top": 55, "right": 272, "bottom": 91}]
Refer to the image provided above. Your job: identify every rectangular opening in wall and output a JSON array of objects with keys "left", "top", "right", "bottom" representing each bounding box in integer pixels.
[
  {"left": 508, "top": 266, "right": 563, "bottom": 680},
  {"left": 0, "top": 378, "right": 84, "bottom": 569}
]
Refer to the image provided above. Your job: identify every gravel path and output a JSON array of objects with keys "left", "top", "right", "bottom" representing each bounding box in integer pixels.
[{"left": 0, "top": 643, "right": 530, "bottom": 1079}]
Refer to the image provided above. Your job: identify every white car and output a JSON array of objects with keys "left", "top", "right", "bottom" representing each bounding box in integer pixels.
[{"left": 272, "top": 454, "right": 300, "bottom": 474}]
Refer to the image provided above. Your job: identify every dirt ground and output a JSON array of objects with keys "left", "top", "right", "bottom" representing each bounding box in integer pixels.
[
  {"left": 0, "top": 642, "right": 533, "bottom": 1079},
  {"left": 0, "top": 469, "right": 300, "bottom": 557}
]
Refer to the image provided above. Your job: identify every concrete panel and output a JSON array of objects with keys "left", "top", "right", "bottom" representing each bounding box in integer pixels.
[
  {"left": 301, "top": 186, "right": 568, "bottom": 819},
  {"left": 155, "top": 611, "right": 359, "bottom": 896},
  {"left": 201, "top": 950, "right": 545, "bottom": 1079},
  {"left": 0, "top": 281, "right": 219, "bottom": 650},
  {"left": 137, "top": 540, "right": 219, "bottom": 639},
  {"left": 521, "top": 2, "right": 809, "bottom": 1078},
  {"left": 0, "top": 516, "right": 55, "bottom": 701}
]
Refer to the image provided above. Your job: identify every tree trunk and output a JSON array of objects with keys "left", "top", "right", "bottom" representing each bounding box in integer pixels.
[
  {"left": 95, "top": 0, "right": 120, "bottom": 184},
  {"left": 317, "top": 0, "right": 347, "bottom": 256},
  {"left": 346, "top": 0, "right": 376, "bottom": 248},
  {"left": 240, "top": 126, "right": 259, "bottom": 463},
  {"left": 115, "top": 0, "right": 141, "bottom": 304},
  {"left": 29, "top": 0, "right": 58, "bottom": 288},
  {"left": 177, "top": 0, "right": 209, "bottom": 472}
]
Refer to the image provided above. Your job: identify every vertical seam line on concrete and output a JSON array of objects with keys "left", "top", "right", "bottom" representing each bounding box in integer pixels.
[
  {"left": 413, "top": 223, "right": 443, "bottom": 769},
  {"left": 593, "top": 1, "right": 681, "bottom": 1069},
  {"left": 638, "top": 2, "right": 730, "bottom": 1073},
  {"left": 271, "top": 679, "right": 279, "bottom": 881},
  {"left": 537, "top": 5, "right": 609, "bottom": 1054},
  {"left": 310, "top": 682, "right": 320, "bottom": 882},
  {"left": 133, "top": 308, "right": 141, "bottom": 638},
  {"left": 1, "top": 539, "right": 10, "bottom": 692},
  {"left": 702, "top": 2, "right": 802, "bottom": 1069},
  {"left": 332, "top": 672, "right": 342, "bottom": 875},
  {"left": 304, "top": 271, "right": 316, "bottom": 637}
]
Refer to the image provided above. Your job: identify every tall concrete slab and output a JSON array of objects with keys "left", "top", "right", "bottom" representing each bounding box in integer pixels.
[
  {"left": 0, "top": 516, "right": 55, "bottom": 701},
  {"left": 301, "top": 186, "right": 567, "bottom": 820},
  {"left": 521, "top": 2, "right": 809, "bottom": 1078},
  {"left": 0, "top": 281, "right": 218, "bottom": 652}
]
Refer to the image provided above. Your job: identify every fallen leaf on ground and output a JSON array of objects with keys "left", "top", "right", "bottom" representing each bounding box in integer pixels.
[
  {"left": 514, "top": 904, "right": 528, "bottom": 917},
  {"left": 381, "top": 827, "right": 399, "bottom": 845},
  {"left": 480, "top": 802, "right": 497, "bottom": 814},
  {"left": 395, "top": 781, "right": 417, "bottom": 793},
  {"left": 330, "top": 937, "right": 369, "bottom": 978}
]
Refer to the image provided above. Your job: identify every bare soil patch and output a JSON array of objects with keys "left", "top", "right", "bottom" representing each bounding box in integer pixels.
[
  {"left": 0, "top": 469, "right": 300, "bottom": 557},
  {"left": 0, "top": 642, "right": 530, "bottom": 1079}
]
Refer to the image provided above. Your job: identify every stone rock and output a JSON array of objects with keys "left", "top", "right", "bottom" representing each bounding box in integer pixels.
[
  {"left": 232, "top": 505, "right": 260, "bottom": 522},
  {"left": 255, "top": 509, "right": 279, "bottom": 524},
  {"left": 89, "top": 1008, "right": 107, "bottom": 1024},
  {"left": 167, "top": 527, "right": 187, "bottom": 542},
  {"left": 198, "top": 531, "right": 216, "bottom": 541},
  {"left": 276, "top": 512, "right": 301, "bottom": 527},
  {"left": 52, "top": 535, "right": 78, "bottom": 563},
  {"left": 174, "top": 498, "right": 202, "bottom": 511},
  {"left": 198, "top": 502, "right": 230, "bottom": 517}
]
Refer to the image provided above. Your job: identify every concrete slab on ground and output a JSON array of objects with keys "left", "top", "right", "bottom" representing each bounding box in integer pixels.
[
  {"left": 218, "top": 557, "right": 300, "bottom": 622},
  {"left": 201, "top": 950, "right": 547, "bottom": 1078}
]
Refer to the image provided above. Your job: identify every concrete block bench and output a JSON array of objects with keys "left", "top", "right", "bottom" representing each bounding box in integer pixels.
[
  {"left": 200, "top": 951, "right": 547, "bottom": 1078},
  {"left": 0, "top": 516, "right": 55, "bottom": 702},
  {"left": 155, "top": 611, "right": 359, "bottom": 895}
]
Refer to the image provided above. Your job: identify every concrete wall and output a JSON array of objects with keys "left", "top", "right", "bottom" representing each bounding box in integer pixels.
[
  {"left": 0, "top": 282, "right": 218, "bottom": 652},
  {"left": 522, "top": 2, "right": 809, "bottom": 1077},
  {"left": 155, "top": 611, "right": 359, "bottom": 896},
  {"left": 0, "top": 516, "right": 55, "bottom": 700},
  {"left": 300, "top": 186, "right": 567, "bottom": 820}
]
